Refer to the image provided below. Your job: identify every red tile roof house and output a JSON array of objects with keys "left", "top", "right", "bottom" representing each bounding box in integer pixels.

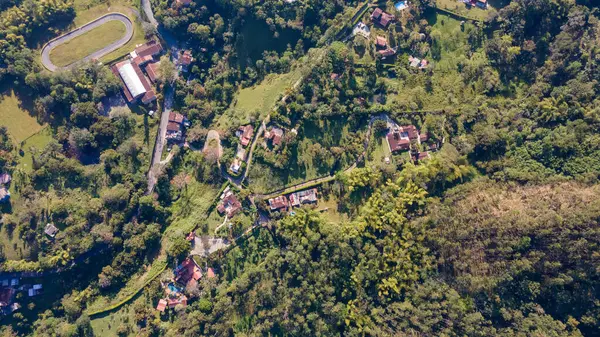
[
  {"left": 167, "top": 295, "right": 188, "bottom": 309},
  {"left": 178, "top": 50, "right": 193, "bottom": 72},
  {"left": 237, "top": 125, "right": 254, "bottom": 147},
  {"left": 377, "top": 48, "right": 397, "bottom": 58},
  {"left": 217, "top": 192, "right": 242, "bottom": 217},
  {"left": 131, "top": 40, "right": 163, "bottom": 59},
  {"left": 387, "top": 125, "right": 428, "bottom": 153},
  {"left": 265, "top": 127, "right": 284, "bottom": 146},
  {"left": 268, "top": 195, "right": 289, "bottom": 211},
  {"left": 207, "top": 268, "right": 216, "bottom": 279},
  {"left": 166, "top": 121, "right": 183, "bottom": 141},
  {"left": 376, "top": 36, "right": 387, "bottom": 48},
  {"left": 371, "top": 8, "right": 395, "bottom": 28},
  {"left": 156, "top": 299, "right": 168, "bottom": 312},
  {"left": 169, "top": 112, "right": 185, "bottom": 124},
  {"left": 145, "top": 61, "right": 161, "bottom": 83},
  {"left": 166, "top": 112, "right": 186, "bottom": 141},
  {"left": 174, "top": 257, "right": 203, "bottom": 288},
  {"left": 0, "top": 187, "right": 10, "bottom": 203},
  {"left": 289, "top": 188, "right": 318, "bottom": 207}
]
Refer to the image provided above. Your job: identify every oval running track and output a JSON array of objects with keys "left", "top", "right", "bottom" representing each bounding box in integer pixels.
[{"left": 41, "top": 12, "right": 134, "bottom": 72}]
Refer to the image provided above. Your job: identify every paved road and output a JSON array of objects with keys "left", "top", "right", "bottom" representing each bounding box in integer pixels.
[
  {"left": 41, "top": 13, "right": 133, "bottom": 72},
  {"left": 141, "top": 0, "right": 159, "bottom": 27},
  {"left": 147, "top": 86, "right": 174, "bottom": 193}
]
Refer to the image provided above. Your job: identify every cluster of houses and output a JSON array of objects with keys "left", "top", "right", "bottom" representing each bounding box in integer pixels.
[
  {"left": 217, "top": 187, "right": 242, "bottom": 218},
  {"left": 111, "top": 41, "right": 162, "bottom": 105},
  {"left": 111, "top": 40, "right": 194, "bottom": 106},
  {"left": 0, "top": 172, "right": 10, "bottom": 204},
  {"left": 156, "top": 257, "right": 216, "bottom": 312},
  {"left": 0, "top": 278, "right": 43, "bottom": 316},
  {"left": 230, "top": 125, "right": 254, "bottom": 174},
  {"left": 166, "top": 112, "right": 190, "bottom": 143},
  {"left": 386, "top": 123, "right": 437, "bottom": 162},
  {"left": 352, "top": 7, "right": 399, "bottom": 59},
  {"left": 350, "top": 4, "right": 434, "bottom": 67},
  {"left": 268, "top": 188, "right": 319, "bottom": 212}
]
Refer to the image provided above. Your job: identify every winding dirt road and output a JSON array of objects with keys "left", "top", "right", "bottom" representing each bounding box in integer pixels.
[{"left": 41, "top": 12, "right": 133, "bottom": 72}]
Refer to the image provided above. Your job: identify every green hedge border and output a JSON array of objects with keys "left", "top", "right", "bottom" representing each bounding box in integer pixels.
[{"left": 87, "top": 259, "right": 168, "bottom": 318}]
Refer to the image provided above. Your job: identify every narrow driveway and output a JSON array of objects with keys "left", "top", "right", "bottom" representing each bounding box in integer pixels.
[
  {"left": 41, "top": 13, "right": 133, "bottom": 72},
  {"left": 147, "top": 86, "right": 173, "bottom": 194},
  {"left": 141, "top": 0, "right": 159, "bottom": 27}
]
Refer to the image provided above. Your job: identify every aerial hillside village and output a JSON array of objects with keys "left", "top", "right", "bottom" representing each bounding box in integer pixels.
[{"left": 4, "top": 0, "right": 599, "bottom": 334}]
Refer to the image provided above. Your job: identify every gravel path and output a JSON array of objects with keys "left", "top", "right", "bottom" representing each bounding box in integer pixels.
[
  {"left": 40, "top": 13, "right": 133, "bottom": 72},
  {"left": 147, "top": 86, "right": 174, "bottom": 194}
]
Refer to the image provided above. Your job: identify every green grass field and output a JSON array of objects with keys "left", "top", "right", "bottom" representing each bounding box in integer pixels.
[
  {"left": 86, "top": 257, "right": 167, "bottom": 314},
  {"left": 168, "top": 181, "right": 221, "bottom": 237},
  {"left": 366, "top": 136, "right": 392, "bottom": 167},
  {"left": 15, "top": 127, "right": 53, "bottom": 173},
  {"left": 0, "top": 91, "right": 45, "bottom": 144},
  {"left": 216, "top": 66, "right": 304, "bottom": 131},
  {"left": 42, "top": 0, "right": 147, "bottom": 66},
  {"left": 49, "top": 20, "right": 127, "bottom": 67},
  {"left": 435, "top": 0, "right": 495, "bottom": 21},
  {"left": 385, "top": 12, "right": 484, "bottom": 111},
  {"left": 316, "top": 195, "right": 351, "bottom": 224}
]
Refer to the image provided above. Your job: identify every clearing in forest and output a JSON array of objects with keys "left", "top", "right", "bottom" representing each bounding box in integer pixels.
[
  {"left": 216, "top": 65, "right": 304, "bottom": 131},
  {"left": 0, "top": 91, "right": 44, "bottom": 144}
]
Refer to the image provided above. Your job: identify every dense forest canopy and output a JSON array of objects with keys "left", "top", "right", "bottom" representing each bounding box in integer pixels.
[{"left": 1, "top": 0, "right": 600, "bottom": 335}]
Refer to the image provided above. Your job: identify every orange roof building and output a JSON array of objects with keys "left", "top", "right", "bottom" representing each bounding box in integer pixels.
[{"left": 156, "top": 299, "right": 168, "bottom": 312}]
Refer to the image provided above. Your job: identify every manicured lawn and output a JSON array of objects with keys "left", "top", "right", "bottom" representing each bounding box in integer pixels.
[
  {"left": 366, "top": 136, "right": 392, "bottom": 167},
  {"left": 49, "top": 20, "right": 127, "bottom": 67},
  {"left": 0, "top": 91, "right": 44, "bottom": 144},
  {"left": 435, "top": 0, "right": 495, "bottom": 21},
  {"left": 16, "top": 127, "right": 54, "bottom": 173}
]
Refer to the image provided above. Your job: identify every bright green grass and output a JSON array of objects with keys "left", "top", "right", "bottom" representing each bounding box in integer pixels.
[
  {"left": 216, "top": 66, "right": 304, "bottom": 131},
  {"left": 49, "top": 20, "right": 127, "bottom": 67},
  {"left": 248, "top": 118, "right": 367, "bottom": 194},
  {"left": 168, "top": 180, "right": 221, "bottom": 237},
  {"left": 52, "top": 0, "right": 147, "bottom": 64},
  {"left": 0, "top": 91, "right": 44, "bottom": 144},
  {"left": 16, "top": 127, "right": 53, "bottom": 173},
  {"left": 366, "top": 136, "right": 391, "bottom": 166},
  {"left": 90, "top": 296, "right": 156, "bottom": 337},
  {"left": 385, "top": 12, "right": 485, "bottom": 111},
  {"left": 0, "top": 222, "right": 29, "bottom": 261},
  {"left": 317, "top": 195, "right": 351, "bottom": 224},
  {"left": 85, "top": 257, "right": 167, "bottom": 315},
  {"left": 436, "top": 0, "right": 495, "bottom": 21}
]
